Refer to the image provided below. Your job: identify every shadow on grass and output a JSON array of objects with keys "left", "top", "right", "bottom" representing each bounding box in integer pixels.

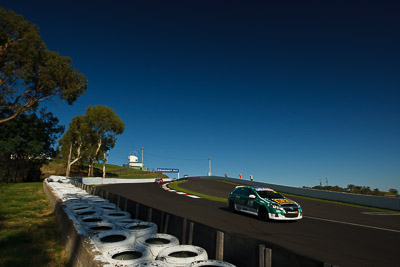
[{"left": 0, "top": 218, "right": 66, "bottom": 267}]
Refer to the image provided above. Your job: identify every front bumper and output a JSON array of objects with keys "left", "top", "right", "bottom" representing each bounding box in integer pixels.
[{"left": 268, "top": 211, "right": 303, "bottom": 220}]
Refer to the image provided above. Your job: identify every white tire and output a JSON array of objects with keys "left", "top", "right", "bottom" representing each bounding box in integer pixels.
[
  {"left": 73, "top": 208, "right": 99, "bottom": 217},
  {"left": 67, "top": 203, "right": 90, "bottom": 211},
  {"left": 156, "top": 245, "right": 208, "bottom": 267},
  {"left": 123, "top": 221, "right": 158, "bottom": 238},
  {"left": 94, "top": 203, "right": 120, "bottom": 213},
  {"left": 187, "top": 260, "right": 236, "bottom": 266},
  {"left": 62, "top": 197, "right": 81, "bottom": 204},
  {"left": 58, "top": 178, "right": 70, "bottom": 183},
  {"left": 104, "top": 245, "right": 152, "bottom": 265},
  {"left": 103, "top": 210, "right": 131, "bottom": 220},
  {"left": 79, "top": 215, "right": 106, "bottom": 224},
  {"left": 85, "top": 222, "right": 115, "bottom": 235},
  {"left": 114, "top": 218, "right": 143, "bottom": 227},
  {"left": 92, "top": 230, "right": 136, "bottom": 249},
  {"left": 136, "top": 234, "right": 180, "bottom": 259},
  {"left": 128, "top": 260, "right": 174, "bottom": 267},
  {"left": 87, "top": 198, "right": 109, "bottom": 204}
]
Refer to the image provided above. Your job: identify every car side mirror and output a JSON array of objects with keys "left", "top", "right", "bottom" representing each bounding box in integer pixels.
[{"left": 249, "top": 194, "right": 256, "bottom": 199}]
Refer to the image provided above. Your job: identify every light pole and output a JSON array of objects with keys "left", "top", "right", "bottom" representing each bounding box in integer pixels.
[{"left": 208, "top": 157, "right": 212, "bottom": 176}]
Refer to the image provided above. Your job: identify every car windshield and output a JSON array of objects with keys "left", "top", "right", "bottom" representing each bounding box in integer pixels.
[{"left": 257, "top": 190, "right": 284, "bottom": 199}]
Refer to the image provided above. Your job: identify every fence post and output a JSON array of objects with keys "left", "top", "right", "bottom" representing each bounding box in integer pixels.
[
  {"left": 135, "top": 203, "right": 140, "bottom": 219},
  {"left": 124, "top": 198, "right": 128, "bottom": 211},
  {"left": 188, "top": 222, "right": 194, "bottom": 245},
  {"left": 216, "top": 231, "right": 224, "bottom": 261},
  {"left": 163, "top": 214, "right": 170, "bottom": 234},
  {"left": 259, "top": 244, "right": 272, "bottom": 267},
  {"left": 265, "top": 247, "right": 272, "bottom": 267},
  {"left": 147, "top": 207, "right": 152, "bottom": 222},
  {"left": 182, "top": 218, "right": 187, "bottom": 244}
]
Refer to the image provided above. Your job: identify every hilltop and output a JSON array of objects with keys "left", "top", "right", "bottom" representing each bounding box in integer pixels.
[{"left": 40, "top": 161, "right": 168, "bottom": 179}]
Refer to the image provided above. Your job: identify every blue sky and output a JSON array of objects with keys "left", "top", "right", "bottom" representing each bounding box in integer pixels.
[{"left": 2, "top": 0, "right": 399, "bottom": 191}]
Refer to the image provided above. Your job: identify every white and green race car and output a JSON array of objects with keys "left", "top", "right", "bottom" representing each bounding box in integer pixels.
[{"left": 228, "top": 186, "right": 303, "bottom": 221}]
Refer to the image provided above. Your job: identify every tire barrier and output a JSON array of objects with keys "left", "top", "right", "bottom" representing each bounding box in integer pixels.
[
  {"left": 68, "top": 203, "right": 91, "bottom": 211},
  {"left": 74, "top": 208, "right": 99, "bottom": 217},
  {"left": 79, "top": 215, "right": 105, "bottom": 224},
  {"left": 114, "top": 218, "right": 142, "bottom": 227},
  {"left": 85, "top": 222, "right": 116, "bottom": 235},
  {"left": 129, "top": 260, "right": 174, "bottom": 267},
  {"left": 187, "top": 260, "right": 236, "bottom": 266},
  {"left": 156, "top": 245, "right": 208, "bottom": 267},
  {"left": 104, "top": 245, "right": 153, "bottom": 265},
  {"left": 84, "top": 196, "right": 110, "bottom": 204},
  {"left": 93, "top": 202, "right": 120, "bottom": 212},
  {"left": 92, "top": 230, "right": 136, "bottom": 249},
  {"left": 44, "top": 176, "right": 237, "bottom": 267},
  {"left": 103, "top": 210, "right": 131, "bottom": 221},
  {"left": 136, "top": 233, "right": 180, "bottom": 259},
  {"left": 123, "top": 221, "right": 158, "bottom": 238}
]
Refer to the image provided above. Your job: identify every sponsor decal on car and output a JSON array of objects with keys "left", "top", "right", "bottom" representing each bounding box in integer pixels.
[
  {"left": 272, "top": 199, "right": 293, "bottom": 204},
  {"left": 228, "top": 186, "right": 303, "bottom": 221}
]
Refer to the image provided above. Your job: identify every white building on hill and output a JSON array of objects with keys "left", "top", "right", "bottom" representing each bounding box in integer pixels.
[{"left": 123, "top": 154, "right": 147, "bottom": 171}]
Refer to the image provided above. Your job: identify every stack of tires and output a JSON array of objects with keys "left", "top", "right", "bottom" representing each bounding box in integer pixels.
[{"left": 45, "top": 176, "right": 235, "bottom": 266}]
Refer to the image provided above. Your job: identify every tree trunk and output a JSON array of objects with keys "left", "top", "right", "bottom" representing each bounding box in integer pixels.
[
  {"left": 90, "top": 139, "right": 102, "bottom": 177},
  {"left": 66, "top": 143, "right": 72, "bottom": 177},
  {"left": 102, "top": 151, "right": 109, "bottom": 179},
  {"left": 67, "top": 144, "right": 81, "bottom": 177}
]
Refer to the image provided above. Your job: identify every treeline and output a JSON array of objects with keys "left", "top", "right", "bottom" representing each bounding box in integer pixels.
[
  {"left": 303, "top": 184, "right": 399, "bottom": 197},
  {"left": 1, "top": 8, "right": 87, "bottom": 183}
]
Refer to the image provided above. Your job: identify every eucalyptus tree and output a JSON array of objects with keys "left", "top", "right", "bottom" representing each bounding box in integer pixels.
[
  {"left": 58, "top": 115, "right": 96, "bottom": 177},
  {"left": 85, "top": 105, "right": 125, "bottom": 177},
  {"left": 59, "top": 105, "right": 124, "bottom": 177},
  {"left": 0, "top": 7, "right": 87, "bottom": 123}
]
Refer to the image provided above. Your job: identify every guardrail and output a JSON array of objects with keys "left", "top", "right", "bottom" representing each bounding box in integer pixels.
[
  {"left": 203, "top": 176, "right": 400, "bottom": 211},
  {"left": 68, "top": 180, "right": 332, "bottom": 267}
]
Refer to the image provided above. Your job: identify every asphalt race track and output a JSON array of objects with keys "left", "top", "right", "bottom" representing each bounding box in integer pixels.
[{"left": 99, "top": 179, "right": 400, "bottom": 267}]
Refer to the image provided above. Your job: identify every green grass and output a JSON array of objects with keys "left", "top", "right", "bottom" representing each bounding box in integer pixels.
[
  {"left": 41, "top": 161, "right": 168, "bottom": 179},
  {"left": 0, "top": 183, "right": 67, "bottom": 267},
  {"left": 168, "top": 180, "right": 228, "bottom": 202}
]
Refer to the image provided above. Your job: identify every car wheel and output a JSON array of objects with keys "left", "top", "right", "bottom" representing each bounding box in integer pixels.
[
  {"left": 228, "top": 201, "right": 236, "bottom": 213},
  {"left": 258, "top": 206, "right": 269, "bottom": 221}
]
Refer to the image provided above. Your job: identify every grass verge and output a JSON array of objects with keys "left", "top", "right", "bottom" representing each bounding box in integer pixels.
[
  {"left": 0, "top": 182, "right": 67, "bottom": 267},
  {"left": 168, "top": 180, "right": 228, "bottom": 202},
  {"left": 41, "top": 161, "right": 168, "bottom": 179}
]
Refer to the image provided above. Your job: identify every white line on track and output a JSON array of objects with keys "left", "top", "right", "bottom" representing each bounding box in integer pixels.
[
  {"left": 304, "top": 216, "right": 400, "bottom": 233},
  {"left": 161, "top": 183, "right": 202, "bottom": 199}
]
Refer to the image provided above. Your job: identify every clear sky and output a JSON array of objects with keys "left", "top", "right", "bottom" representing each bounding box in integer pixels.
[{"left": 2, "top": 0, "right": 399, "bottom": 191}]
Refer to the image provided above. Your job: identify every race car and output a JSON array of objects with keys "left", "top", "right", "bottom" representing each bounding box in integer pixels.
[
  {"left": 227, "top": 186, "right": 303, "bottom": 221},
  {"left": 154, "top": 178, "right": 163, "bottom": 184}
]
